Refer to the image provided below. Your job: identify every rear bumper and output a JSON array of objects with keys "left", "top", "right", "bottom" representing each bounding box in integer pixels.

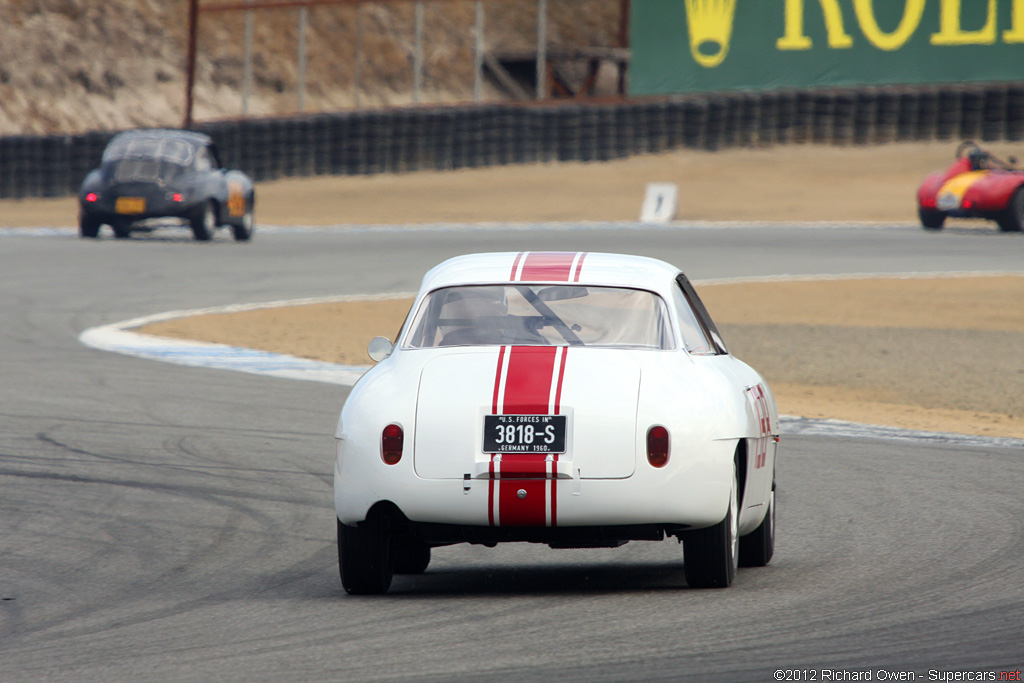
[
  {"left": 411, "top": 520, "right": 674, "bottom": 547},
  {"left": 333, "top": 437, "right": 737, "bottom": 531},
  {"left": 80, "top": 198, "right": 202, "bottom": 223}
]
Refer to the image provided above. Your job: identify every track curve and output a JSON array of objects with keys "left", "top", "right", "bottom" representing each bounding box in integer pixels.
[{"left": 1, "top": 223, "right": 1022, "bottom": 681}]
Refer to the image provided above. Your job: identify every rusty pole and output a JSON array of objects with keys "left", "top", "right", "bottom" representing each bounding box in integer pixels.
[{"left": 184, "top": 0, "right": 199, "bottom": 129}]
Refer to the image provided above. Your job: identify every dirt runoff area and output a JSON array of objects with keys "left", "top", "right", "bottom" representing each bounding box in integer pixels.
[{"left": 6, "top": 141, "right": 1023, "bottom": 438}]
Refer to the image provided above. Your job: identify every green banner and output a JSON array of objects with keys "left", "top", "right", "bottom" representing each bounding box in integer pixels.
[{"left": 630, "top": 0, "right": 1024, "bottom": 95}]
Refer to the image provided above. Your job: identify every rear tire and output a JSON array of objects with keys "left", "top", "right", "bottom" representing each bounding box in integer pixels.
[
  {"left": 190, "top": 201, "right": 217, "bottom": 241},
  {"left": 683, "top": 462, "right": 739, "bottom": 588},
  {"left": 338, "top": 516, "right": 393, "bottom": 595},
  {"left": 231, "top": 207, "right": 254, "bottom": 242},
  {"left": 738, "top": 485, "right": 775, "bottom": 567},
  {"left": 394, "top": 538, "right": 431, "bottom": 575},
  {"left": 918, "top": 207, "right": 946, "bottom": 231},
  {"left": 996, "top": 187, "right": 1024, "bottom": 232},
  {"left": 79, "top": 213, "right": 100, "bottom": 238},
  {"left": 111, "top": 218, "right": 132, "bottom": 239}
]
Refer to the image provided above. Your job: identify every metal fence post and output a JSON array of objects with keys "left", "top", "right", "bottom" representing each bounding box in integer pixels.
[
  {"left": 474, "top": 1, "right": 484, "bottom": 102},
  {"left": 414, "top": 1, "right": 424, "bottom": 104},
  {"left": 298, "top": 5, "right": 308, "bottom": 113},
  {"left": 355, "top": 3, "right": 363, "bottom": 108}
]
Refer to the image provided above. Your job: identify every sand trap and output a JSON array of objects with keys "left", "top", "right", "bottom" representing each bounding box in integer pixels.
[{"left": 140, "top": 275, "right": 1024, "bottom": 439}]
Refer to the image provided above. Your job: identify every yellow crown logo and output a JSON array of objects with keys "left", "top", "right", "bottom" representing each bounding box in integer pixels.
[{"left": 684, "top": 0, "right": 738, "bottom": 68}]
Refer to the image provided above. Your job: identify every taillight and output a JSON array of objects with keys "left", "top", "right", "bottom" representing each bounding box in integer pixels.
[
  {"left": 381, "top": 424, "right": 404, "bottom": 465},
  {"left": 647, "top": 425, "right": 669, "bottom": 468},
  {"left": 172, "top": 193, "right": 183, "bottom": 202},
  {"left": 85, "top": 192, "right": 98, "bottom": 202}
]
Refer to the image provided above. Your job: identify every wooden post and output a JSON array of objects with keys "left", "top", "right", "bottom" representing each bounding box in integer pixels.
[
  {"left": 243, "top": 0, "right": 254, "bottom": 115},
  {"left": 184, "top": 0, "right": 199, "bottom": 128}
]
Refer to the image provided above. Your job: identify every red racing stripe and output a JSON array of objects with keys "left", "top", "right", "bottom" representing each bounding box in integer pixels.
[
  {"left": 549, "top": 453, "right": 558, "bottom": 527},
  {"left": 572, "top": 252, "right": 587, "bottom": 282},
  {"left": 488, "top": 252, "right": 583, "bottom": 526},
  {"left": 497, "top": 454, "right": 549, "bottom": 479},
  {"left": 516, "top": 252, "right": 579, "bottom": 282},
  {"left": 488, "top": 346, "right": 508, "bottom": 527},
  {"left": 490, "top": 346, "right": 569, "bottom": 527},
  {"left": 553, "top": 346, "right": 568, "bottom": 414},
  {"left": 502, "top": 346, "right": 558, "bottom": 414},
  {"left": 509, "top": 252, "right": 525, "bottom": 281},
  {"left": 746, "top": 384, "right": 771, "bottom": 470},
  {"left": 491, "top": 345, "right": 507, "bottom": 414},
  {"left": 549, "top": 348, "right": 568, "bottom": 527}
]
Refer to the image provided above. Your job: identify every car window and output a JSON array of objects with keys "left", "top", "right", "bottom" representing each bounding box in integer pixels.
[
  {"left": 103, "top": 137, "right": 195, "bottom": 182},
  {"left": 404, "top": 285, "right": 674, "bottom": 350},
  {"left": 195, "top": 147, "right": 213, "bottom": 172},
  {"left": 675, "top": 274, "right": 729, "bottom": 355},
  {"left": 670, "top": 285, "right": 715, "bottom": 355},
  {"left": 161, "top": 140, "right": 192, "bottom": 165}
]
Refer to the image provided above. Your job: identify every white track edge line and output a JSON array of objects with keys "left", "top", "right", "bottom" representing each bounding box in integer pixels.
[{"left": 2, "top": 219, "right": 928, "bottom": 238}]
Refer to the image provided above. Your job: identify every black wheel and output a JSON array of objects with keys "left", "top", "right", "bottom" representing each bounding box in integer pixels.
[
  {"left": 231, "top": 206, "right": 254, "bottom": 242},
  {"left": 79, "top": 213, "right": 101, "bottom": 238},
  {"left": 918, "top": 207, "right": 946, "bottom": 231},
  {"left": 394, "top": 538, "right": 431, "bottom": 575},
  {"left": 190, "top": 201, "right": 217, "bottom": 241},
  {"left": 739, "top": 483, "right": 775, "bottom": 568},
  {"left": 683, "top": 461, "right": 739, "bottom": 588},
  {"left": 111, "top": 218, "right": 133, "bottom": 239},
  {"left": 996, "top": 187, "right": 1024, "bottom": 232},
  {"left": 338, "top": 516, "right": 393, "bottom": 595}
]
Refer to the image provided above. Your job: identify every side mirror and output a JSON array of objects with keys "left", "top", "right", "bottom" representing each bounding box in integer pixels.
[{"left": 367, "top": 336, "right": 394, "bottom": 363}]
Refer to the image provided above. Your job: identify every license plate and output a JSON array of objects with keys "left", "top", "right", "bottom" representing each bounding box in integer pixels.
[
  {"left": 936, "top": 192, "right": 959, "bottom": 211},
  {"left": 483, "top": 415, "right": 566, "bottom": 453},
  {"left": 115, "top": 197, "right": 146, "bottom": 214}
]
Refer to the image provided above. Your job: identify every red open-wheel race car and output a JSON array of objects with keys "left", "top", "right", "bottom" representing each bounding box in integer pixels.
[{"left": 916, "top": 141, "right": 1024, "bottom": 232}]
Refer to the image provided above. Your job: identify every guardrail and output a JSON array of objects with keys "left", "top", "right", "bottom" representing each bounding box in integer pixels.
[{"left": 2, "top": 82, "right": 1022, "bottom": 200}]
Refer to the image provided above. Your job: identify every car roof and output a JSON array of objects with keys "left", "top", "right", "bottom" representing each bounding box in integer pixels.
[
  {"left": 419, "top": 251, "right": 682, "bottom": 294},
  {"left": 108, "top": 129, "right": 212, "bottom": 149}
]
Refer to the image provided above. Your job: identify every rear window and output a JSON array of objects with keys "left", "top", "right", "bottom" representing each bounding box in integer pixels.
[
  {"left": 103, "top": 138, "right": 194, "bottom": 182},
  {"left": 404, "top": 284, "right": 674, "bottom": 350}
]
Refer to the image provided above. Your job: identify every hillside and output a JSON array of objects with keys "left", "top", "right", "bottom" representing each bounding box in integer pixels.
[{"left": 0, "top": 0, "right": 622, "bottom": 136}]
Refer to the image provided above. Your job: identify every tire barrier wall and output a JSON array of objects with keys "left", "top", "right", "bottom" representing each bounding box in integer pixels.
[{"left": 2, "top": 82, "right": 1023, "bottom": 200}]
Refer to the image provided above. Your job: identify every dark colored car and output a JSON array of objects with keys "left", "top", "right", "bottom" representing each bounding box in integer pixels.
[{"left": 79, "top": 129, "right": 255, "bottom": 241}]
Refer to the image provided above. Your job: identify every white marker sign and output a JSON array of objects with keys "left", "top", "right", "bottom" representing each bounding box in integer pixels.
[{"left": 640, "top": 182, "right": 678, "bottom": 223}]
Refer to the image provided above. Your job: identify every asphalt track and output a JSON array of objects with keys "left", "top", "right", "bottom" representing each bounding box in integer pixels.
[{"left": 2, "top": 222, "right": 1022, "bottom": 681}]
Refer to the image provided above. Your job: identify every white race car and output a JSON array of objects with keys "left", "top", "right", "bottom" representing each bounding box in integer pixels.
[{"left": 334, "top": 252, "right": 779, "bottom": 594}]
